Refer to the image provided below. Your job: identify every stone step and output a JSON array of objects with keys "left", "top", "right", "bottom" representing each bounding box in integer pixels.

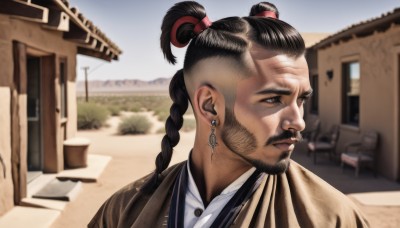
[{"left": 0, "top": 206, "right": 60, "bottom": 228}]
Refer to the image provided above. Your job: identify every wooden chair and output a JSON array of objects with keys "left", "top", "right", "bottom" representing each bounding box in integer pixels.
[
  {"left": 307, "top": 125, "right": 340, "bottom": 164},
  {"left": 303, "top": 117, "right": 321, "bottom": 146},
  {"left": 340, "top": 130, "right": 379, "bottom": 177}
]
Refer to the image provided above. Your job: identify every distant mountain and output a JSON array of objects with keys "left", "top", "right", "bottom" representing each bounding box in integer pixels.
[{"left": 76, "top": 77, "right": 171, "bottom": 93}]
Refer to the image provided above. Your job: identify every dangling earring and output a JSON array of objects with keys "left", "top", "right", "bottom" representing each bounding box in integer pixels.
[{"left": 208, "top": 120, "right": 217, "bottom": 161}]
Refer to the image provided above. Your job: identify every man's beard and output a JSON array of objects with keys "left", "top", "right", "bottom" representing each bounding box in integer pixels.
[{"left": 220, "top": 107, "right": 301, "bottom": 175}]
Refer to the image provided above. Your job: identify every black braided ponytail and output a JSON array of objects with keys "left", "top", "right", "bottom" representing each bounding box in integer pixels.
[{"left": 141, "top": 69, "right": 189, "bottom": 193}]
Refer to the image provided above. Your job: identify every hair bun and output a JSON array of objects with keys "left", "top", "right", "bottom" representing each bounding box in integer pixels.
[
  {"left": 249, "top": 2, "right": 280, "bottom": 19},
  {"left": 254, "top": 11, "right": 277, "bottom": 18},
  {"left": 170, "top": 16, "right": 212, "bottom": 48},
  {"left": 160, "top": 1, "right": 208, "bottom": 64}
]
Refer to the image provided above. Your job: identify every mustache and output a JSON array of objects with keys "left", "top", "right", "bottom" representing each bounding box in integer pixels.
[{"left": 266, "top": 130, "right": 303, "bottom": 146}]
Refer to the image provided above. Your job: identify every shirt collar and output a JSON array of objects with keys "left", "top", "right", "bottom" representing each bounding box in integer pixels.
[{"left": 186, "top": 153, "right": 256, "bottom": 201}]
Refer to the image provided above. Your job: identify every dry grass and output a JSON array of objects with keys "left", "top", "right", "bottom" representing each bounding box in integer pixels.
[{"left": 77, "top": 93, "right": 193, "bottom": 121}]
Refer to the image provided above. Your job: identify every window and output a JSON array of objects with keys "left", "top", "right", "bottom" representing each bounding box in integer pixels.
[
  {"left": 342, "top": 62, "right": 360, "bottom": 125},
  {"left": 310, "top": 75, "right": 318, "bottom": 114},
  {"left": 60, "top": 58, "right": 67, "bottom": 118}
]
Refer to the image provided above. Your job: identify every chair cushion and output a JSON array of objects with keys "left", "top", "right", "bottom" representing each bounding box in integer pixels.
[
  {"left": 341, "top": 152, "right": 373, "bottom": 166},
  {"left": 308, "top": 142, "right": 333, "bottom": 151}
]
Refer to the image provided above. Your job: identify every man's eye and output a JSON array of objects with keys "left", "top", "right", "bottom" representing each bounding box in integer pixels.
[
  {"left": 263, "top": 96, "right": 281, "bottom": 104},
  {"left": 298, "top": 97, "right": 309, "bottom": 105}
]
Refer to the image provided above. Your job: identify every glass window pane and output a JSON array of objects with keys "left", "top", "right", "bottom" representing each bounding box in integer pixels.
[
  {"left": 343, "top": 61, "right": 360, "bottom": 126},
  {"left": 348, "top": 62, "right": 360, "bottom": 96}
]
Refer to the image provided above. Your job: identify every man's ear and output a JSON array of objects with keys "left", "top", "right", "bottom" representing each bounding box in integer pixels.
[{"left": 193, "top": 85, "right": 220, "bottom": 125}]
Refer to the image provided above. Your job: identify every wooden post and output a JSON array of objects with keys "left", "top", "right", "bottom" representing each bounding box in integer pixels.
[
  {"left": 82, "top": 66, "right": 89, "bottom": 102},
  {"left": 11, "top": 41, "right": 28, "bottom": 205}
]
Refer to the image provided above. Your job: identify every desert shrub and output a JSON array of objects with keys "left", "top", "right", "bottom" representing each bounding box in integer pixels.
[
  {"left": 156, "top": 127, "right": 165, "bottom": 134},
  {"left": 77, "top": 102, "right": 109, "bottom": 129},
  {"left": 155, "top": 110, "right": 169, "bottom": 122},
  {"left": 118, "top": 115, "right": 152, "bottom": 135},
  {"left": 77, "top": 94, "right": 194, "bottom": 116},
  {"left": 181, "top": 119, "right": 196, "bottom": 132},
  {"left": 108, "top": 106, "right": 121, "bottom": 116},
  {"left": 129, "top": 104, "right": 142, "bottom": 112}
]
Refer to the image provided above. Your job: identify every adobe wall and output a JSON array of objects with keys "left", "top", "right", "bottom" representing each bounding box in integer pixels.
[
  {"left": 318, "top": 25, "right": 400, "bottom": 180},
  {"left": 0, "top": 14, "right": 79, "bottom": 215},
  {"left": 5, "top": 14, "right": 78, "bottom": 138}
]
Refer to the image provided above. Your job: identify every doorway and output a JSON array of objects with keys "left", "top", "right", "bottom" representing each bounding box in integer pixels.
[
  {"left": 27, "top": 56, "right": 43, "bottom": 182},
  {"left": 395, "top": 54, "right": 400, "bottom": 182}
]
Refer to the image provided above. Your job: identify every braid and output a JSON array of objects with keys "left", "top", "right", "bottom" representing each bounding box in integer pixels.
[{"left": 141, "top": 69, "right": 189, "bottom": 193}]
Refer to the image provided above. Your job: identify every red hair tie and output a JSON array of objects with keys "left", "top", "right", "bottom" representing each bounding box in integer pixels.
[
  {"left": 170, "top": 16, "right": 212, "bottom": 48},
  {"left": 255, "top": 11, "right": 277, "bottom": 19}
]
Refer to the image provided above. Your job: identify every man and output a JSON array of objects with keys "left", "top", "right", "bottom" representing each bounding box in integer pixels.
[{"left": 89, "top": 1, "right": 369, "bottom": 227}]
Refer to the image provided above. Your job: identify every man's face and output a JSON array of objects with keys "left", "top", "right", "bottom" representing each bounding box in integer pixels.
[{"left": 221, "top": 48, "right": 312, "bottom": 174}]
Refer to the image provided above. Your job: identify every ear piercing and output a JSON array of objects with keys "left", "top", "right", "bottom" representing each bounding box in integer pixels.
[{"left": 208, "top": 120, "right": 218, "bottom": 161}]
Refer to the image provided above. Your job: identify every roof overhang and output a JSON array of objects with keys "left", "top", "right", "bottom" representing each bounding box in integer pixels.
[
  {"left": 311, "top": 8, "right": 400, "bottom": 50},
  {"left": 0, "top": 0, "right": 122, "bottom": 61}
]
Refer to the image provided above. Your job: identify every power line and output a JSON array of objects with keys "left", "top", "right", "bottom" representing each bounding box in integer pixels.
[{"left": 89, "top": 62, "right": 106, "bottom": 74}]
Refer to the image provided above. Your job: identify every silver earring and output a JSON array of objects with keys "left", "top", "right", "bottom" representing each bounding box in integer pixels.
[{"left": 208, "top": 120, "right": 217, "bottom": 161}]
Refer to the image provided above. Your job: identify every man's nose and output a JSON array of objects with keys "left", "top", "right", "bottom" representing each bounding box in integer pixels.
[{"left": 281, "top": 103, "right": 306, "bottom": 132}]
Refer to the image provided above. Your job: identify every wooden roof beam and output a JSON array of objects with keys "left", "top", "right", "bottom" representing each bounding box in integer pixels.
[
  {"left": 43, "top": 9, "right": 69, "bottom": 31},
  {"left": 88, "top": 37, "right": 98, "bottom": 49},
  {"left": 78, "top": 36, "right": 98, "bottom": 49},
  {"left": 30, "top": 0, "right": 69, "bottom": 32},
  {"left": 95, "top": 40, "right": 105, "bottom": 52},
  {"left": 63, "top": 20, "right": 90, "bottom": 43},
  {"left": 77, "top": 47, "right": 111, "bottom": 62},
  {"left": 0, "top": 0, "right": 48, "bottom": 23}
]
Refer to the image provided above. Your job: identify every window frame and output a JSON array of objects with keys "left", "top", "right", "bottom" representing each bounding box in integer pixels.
[
  {"left": 310, "top": 74, "right": 319, "bottom": 114},
  {"left": 342, "top": 61, "right": 360, "bottom": 126}
]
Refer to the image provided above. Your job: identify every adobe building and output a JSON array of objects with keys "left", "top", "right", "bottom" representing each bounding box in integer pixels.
[
  {"left": 0, "top": 0, "right": 121, "bottom": 215},
  {"left": 306, "top": 8, "right": 400, "bottom": 181}
]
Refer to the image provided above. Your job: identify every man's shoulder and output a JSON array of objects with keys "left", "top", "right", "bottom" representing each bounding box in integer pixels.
[
  {"left": 286, "top": 161, "right": 354, "bottom": 204},
  {"left": 88, "top": 161, "right": 186, "bottom": 228},
  {"left": 106, "top": 161, "right": 186, "bottom": 202},
  {"left": 284, "top": 161, "right": 369, "bottom": 226}
]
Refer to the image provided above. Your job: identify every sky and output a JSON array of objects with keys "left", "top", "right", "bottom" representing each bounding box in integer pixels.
[{"left": 69, "top": 0, "right": 400, "bottom": 82}]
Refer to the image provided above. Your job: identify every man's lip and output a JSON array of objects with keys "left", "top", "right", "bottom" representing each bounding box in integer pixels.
[
  {"left": 272, "top": 138, "right": 298, "bottom": 145},
  {"left": 272, "top": 142, "right": 295, "bottom": 151}
]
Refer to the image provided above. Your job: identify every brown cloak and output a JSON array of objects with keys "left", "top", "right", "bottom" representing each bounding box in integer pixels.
[{"left": 88, "top": 161, "right": 369, "bottom": 228}]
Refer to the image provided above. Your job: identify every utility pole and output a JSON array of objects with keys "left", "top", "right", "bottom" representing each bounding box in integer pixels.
[{"left": 82, "top": 66, "right": 90, "bottom": 102}]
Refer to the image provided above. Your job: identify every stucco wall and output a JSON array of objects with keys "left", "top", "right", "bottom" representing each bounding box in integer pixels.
[{"left": 317, "top": 26, "right": 400, "bottom": 180}]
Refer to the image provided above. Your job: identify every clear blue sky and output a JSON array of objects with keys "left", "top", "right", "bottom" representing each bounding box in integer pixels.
[{"left": 69, "top": 0, "right": 399, "bottom": 81}]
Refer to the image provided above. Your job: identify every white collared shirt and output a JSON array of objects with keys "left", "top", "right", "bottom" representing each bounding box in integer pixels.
[{"left": 184, "top": 160, "right": 256, "bottom": 228}]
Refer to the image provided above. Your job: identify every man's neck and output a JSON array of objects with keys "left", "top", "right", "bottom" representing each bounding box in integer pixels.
[{"left": 190, "top": 141, "right": 252, "bottom": 206}]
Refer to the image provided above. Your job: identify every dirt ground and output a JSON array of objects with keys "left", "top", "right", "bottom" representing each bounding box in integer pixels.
[{"left": 51, "top": 113, "right": 400, "bottom": 228}]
